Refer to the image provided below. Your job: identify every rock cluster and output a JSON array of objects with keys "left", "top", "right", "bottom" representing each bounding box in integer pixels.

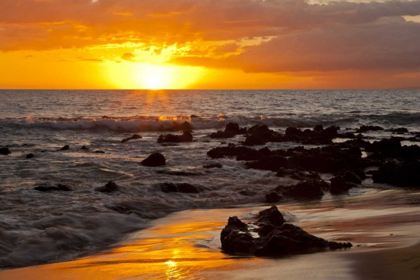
[{"left": 221, "top": 206, "right": 352, "bottom": 256}]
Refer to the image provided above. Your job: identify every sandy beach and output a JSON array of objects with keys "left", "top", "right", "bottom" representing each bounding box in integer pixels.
[{"left": 1, "top": 188, "right": 419, "bottom": 280}]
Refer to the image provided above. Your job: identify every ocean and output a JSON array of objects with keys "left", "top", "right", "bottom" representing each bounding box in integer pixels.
[{"left": 1, "top": 89, "right": 419, "bottom": 268}]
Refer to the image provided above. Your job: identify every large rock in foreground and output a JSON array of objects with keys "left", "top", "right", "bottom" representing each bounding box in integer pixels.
[{"left": 221, "top": 206, "right": 352, "bottom": 256}]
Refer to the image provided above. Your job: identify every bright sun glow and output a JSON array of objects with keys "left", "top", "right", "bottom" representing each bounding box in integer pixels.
[
  {"left": 103, "top": 62, "right": 206, "bottom": 89},
  {"left": 141, "top": 65, "right": 172, "bottom": 90}
]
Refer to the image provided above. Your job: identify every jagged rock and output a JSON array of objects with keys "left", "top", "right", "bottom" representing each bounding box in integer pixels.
[
  {"left": 34, "top": 184, "right": 72, "bottom": 192},
  {"left": 207, "top": 145, "right": 257, "bottom": 159},
  {"left": 210, "top": 123, "right": 247, "bottom": 139},
  {"left": 266, "top": 192, "right": 282, "bottom": 203},
  {"left": 373, "top": 162, "right": 420, "bottom": 187},
  {"left": 220, "top": 206, "right": 352, "bottom": 257},
  {"left": 203, "top": 163, "right": 223, "bottom": 169},
  {"left": 122, "top": 134, "right": 142, "bottom": 143},
  {"left": 276, "top": 168, "right": 321, "bottom": 181},
  {"left": 314, "top": 125, "right": 324, "bottom": 132},
  {"left": 246, "top": 156, "right": 289, "bottom": 172},
  {"left": 0, "top": 148, "right": 11, "bottom": 155},
  {"left": 81, "top": 146, "right": 89, "bottom": 150},
  {"left": 60, "top": 145, "right": 70, "bottom": 151},
  {"left": 389, "top": 128, "right": 409, "bottom": 134},
  {"left": 141, "top": 153, "right": 166, "bottom": 167},
  {"left": 159, "top": 183, "right": 202, "bottom": 193},
  {"left": 158, "top": 131, "right": 193, "bottom": 143},
  {"left": 282, "top": 180, "right": 327, "bottom": 199},
  {"left": 356, "top": 125, "right": 384, "bottom": 133},
  {"left": 173, "top": 121, "right": 192, "bottom": 131},
  {"left": 330, "top": 171, "right": 362, "bottom": 194},
  {"left": 95, "top": 181, "right": 120, "bottom": 193}
]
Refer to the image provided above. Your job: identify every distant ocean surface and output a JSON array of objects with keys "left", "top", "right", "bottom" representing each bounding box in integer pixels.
[{"left": 0, "top": 89, "right": 420, "bottom": 268}]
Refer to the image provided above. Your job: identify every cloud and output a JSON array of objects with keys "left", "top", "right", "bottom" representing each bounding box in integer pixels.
[
  {"left": 0, "top": 0, "right": 420, "bottom": 81},
  {"left": 121, "top": 52, "right": 135, "bottom": 61}
]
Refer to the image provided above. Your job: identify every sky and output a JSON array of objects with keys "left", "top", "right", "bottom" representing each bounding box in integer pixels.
[{"left": 0, "top": 0, "right": 420, "bottom": 89}]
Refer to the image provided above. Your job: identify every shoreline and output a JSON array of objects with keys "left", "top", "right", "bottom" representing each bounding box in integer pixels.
[{"left": 1, "top": 189, "right": 419, "bottom": 279}]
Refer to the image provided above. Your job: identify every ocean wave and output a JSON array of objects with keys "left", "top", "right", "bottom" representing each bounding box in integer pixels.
[{"left": 1, "top": 112, "right": 420, "bottom": 133}]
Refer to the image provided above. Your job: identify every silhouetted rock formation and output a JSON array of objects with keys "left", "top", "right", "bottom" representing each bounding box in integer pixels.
[
  {"left": 221, "top": 206, "right": 352, "bottom": 256},
  {"left": 210, "top": 123, "right": 247, "bottom": 139},
  {"left": 141, "top": 153, "right": 166, "bottom": 167},
  {"left": 158, "top": 131, "right": 193, "bottom": 143}
]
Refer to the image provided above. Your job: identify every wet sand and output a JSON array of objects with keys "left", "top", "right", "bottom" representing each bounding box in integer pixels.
[{"left": 1, "top": 189, "right": 420, "bottom": 279}]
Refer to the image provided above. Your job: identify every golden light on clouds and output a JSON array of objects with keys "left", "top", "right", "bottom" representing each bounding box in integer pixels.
[{"left": 0, "top": 0, "right": 420, "bottom": 89}]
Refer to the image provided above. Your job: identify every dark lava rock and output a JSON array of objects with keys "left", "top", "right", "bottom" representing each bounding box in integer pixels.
[
  {"left": 330, "top": 171, "right": 362, "bottom": 194},
  {"left": 0, "top": 148, "right": 11, "bottom": 155},
  {"left": 276, "top": 168, "right": 321, "bottom": 181},
  {"left": 365, "top": 138, "right": 401, "bottom": 157},
  {"left": 243, "top": 125, "right": 283, "bottom": 146},
  {"left": 203, "top": 163, "right": 223, "bottom": 169},
  {"left": 95, "top": 150, "right": 106, "bottom": 154},
  {"left": 141, "top": 153, "right": 166, "bottom": 167},
  {"left": 122, "top": 134, "right": 142, "bottom": 143},
  {"left": 60, "top": 145, "right": 70, "bottom": 151},
  {"left": 158, "top": 131, "right": 193, "bottom": 143},
  {"left": 207, "top": 145, "right": 256, "bottom": 159},
  {"left": 160, "top": 183, "right": 201, "bottom": 193},
  {"left": 95, "top": 181, "right": 120, "bottom": 193},
  {"left": 282, "top": 180, "right": 327, "bottom": 199},
  {"left": 257, "top": 206, "right": 286, "bottom": 227},
  {"left": 210, "top": 123, "right": 247, "bottom": 139},
  {"left": 220, "top": 206, "right": 352, "bottom": 257},
  {"left": 26, "top": 153, "right": 35, "bottom": 159},
  {"left": 81, "top": 146, "right": 89, "bottom": 150},
  {"left": 266, "top": 192, "right": 282, "bottom": 203},
  {"left": 389, "top": 128, "right": 409, "bottom": 134},
  {"left": 356, "top": 125, "right": 384, "bottom": 133},
  {"left": 314, "top": 125, "right": 324, "bottom": 132},
  {"left": 173, "top": 121, "right": 192, "bottom": 131},
  {"left": 246, "top": 156, "right": 289, "bottom": 172},
  {"left": 35, "top": 184, "right": 72, "bottom": 192},
  {"left": 372, "top": 162, "right": 420, "bottom": 187}
]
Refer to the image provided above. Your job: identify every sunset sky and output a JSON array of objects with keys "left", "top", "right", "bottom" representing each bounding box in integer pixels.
[{"left": 1, "top": 0, "right": 420, "bottom": 89}]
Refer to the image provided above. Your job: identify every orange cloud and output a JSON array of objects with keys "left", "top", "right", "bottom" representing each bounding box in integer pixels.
[{"left": 0, "top": 0, "right": 420, "bottom": 89}]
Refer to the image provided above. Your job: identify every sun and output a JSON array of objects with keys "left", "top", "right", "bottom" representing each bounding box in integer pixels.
[{"left": 142, "top": 65, "right": 170, "bottom": 90}]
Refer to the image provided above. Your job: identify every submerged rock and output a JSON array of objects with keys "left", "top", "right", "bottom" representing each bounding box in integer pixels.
[
  {"left": 356, "top": 125, "right": 384, "bottom": 133},
  {"left": 95, "top": 181, "right": 120, "bottom": 193},
  {"left": 26, "top": 153, "right": 35, "bottom": 159},
  {"left": 159, "top": 183, "right": 202, "bottom": 193},
  {"left": 34, "top": 184, "right": 72, "bottom": 192},
  {"left": 81, "top": 146, "right": 89, "bottom": 150},
  {"left": 122, "top": 134, "right": 142, "bottom": 143},
  {"left": 158, "top": 131, "right": 193, "bottom": 143},
  {"left": 0, "top": 148, "right": 11, "bottom": 155},
  {"left": 220, "top": 206, "right": 352, "bottom": 256},
  {"left": 141, "top": 153, "right": 166, "bottom": 167},
  {"left": 60, "top": 145, "right": 70, "bottom": 151},
  {"left": 203, "top": 163, "right": 223, "bottom": 169}
]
